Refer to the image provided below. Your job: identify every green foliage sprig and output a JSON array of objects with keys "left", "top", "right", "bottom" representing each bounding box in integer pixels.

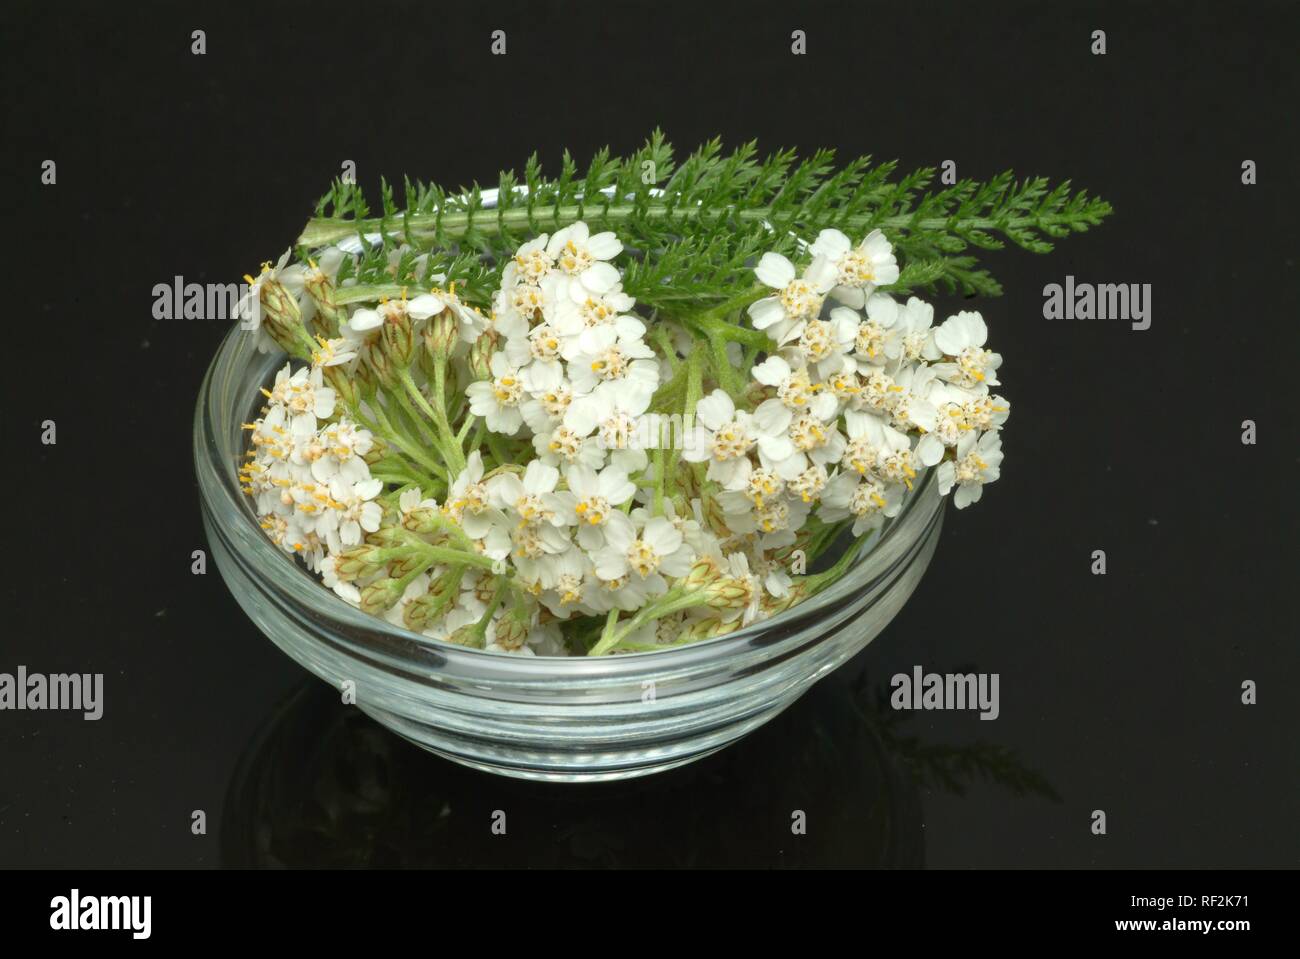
[{"left": 298, "top": 130, "right": 1112, "bottom": 312}]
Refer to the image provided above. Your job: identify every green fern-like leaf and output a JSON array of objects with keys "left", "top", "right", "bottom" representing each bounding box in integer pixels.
[{"left": 297, "top": 131, "right": 1111, "bottom": 312}]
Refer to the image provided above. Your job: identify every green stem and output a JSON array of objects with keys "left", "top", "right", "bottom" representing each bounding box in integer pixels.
[
  {"left": 369, "top": 454, "right": 444, "bottom": 494},
  {"left": 399, "top": 368, "right": 466, "bottom": 473},
  {"left": 653, "top": 444, "right": 667, "bottom": 515},
  {"left": 299, "top": 203, "right": 1072, "bottom": 252},
  {"left": 456, "top": 413, "right": 478, "bottom": 445},
  {"left": 388, "top": 386, "right": 439, "bottom": 449},
  {"left": 469, "top": 577, "right": 511, "bottom": 646},
  {"left": 801, "top": 530, "right": 868, "bottom": 594},
  {"left": 594, "top": 609, "right": 620, "bottom": 654},
  {"left": 367, "top": 401, "right": 451, "bottom": 482},
  {"left": 666, "top": 348, "right": 704, "bottom": 487},
  {"left": 485, "top": 432, "right": 513, "bottom": 469},
  {"left": 706, "top": 330, "right": 745, "bottom": 399},
  {"left": 417, "top": 543, "right": 500, "bottom": 572},
  {"left": 588, "top": 587, "right": 711, "bottom": 656},
  {"left": 650, "top": 327, "right": 680, "bottom": 376}
]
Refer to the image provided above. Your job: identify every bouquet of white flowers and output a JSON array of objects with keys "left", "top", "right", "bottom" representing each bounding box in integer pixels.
[{"left": 234, "top": 134, "right": 1109, "bottom": 656}]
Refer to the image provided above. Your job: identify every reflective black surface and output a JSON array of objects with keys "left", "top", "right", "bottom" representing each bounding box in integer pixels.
[
  {"left": 220, "top": 674, "right": 934, "bottom": 867},
  {"left": 2, "top": 0, "right": 1296, "bottom": 867}
]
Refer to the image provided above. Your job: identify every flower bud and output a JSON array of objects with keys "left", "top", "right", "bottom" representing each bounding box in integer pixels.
[
  {"left": 704, "top": 576, "right": 753, "bottom": 611},
  {"left": 366, "top": 526, "right": 407, "bottom": 548},
  {"left": 388, "top": 553, "right": 426, "bottom": 578},
  {"left": 403, "top": 567, "right": 462, "bottom": 629},
  {"left": 360, "top": 577, "right": 404, "bottom": 615},
  {"left": 447, "top": 623, "right": 484, "bottom": 648},
  {"left": 700, "top": 493, "right": 731, "bottom": 538},
  {"left": 402, "top": 505, "right": 442, "bottom": 534},
  {"left": 761, "top": 581, "right": 808, "bottom": 615},
  {"left": 683, "top": 615, "right": 739, "bottom": 642},
  {"left": 347, "top": 356, "right": 378, "bottom": 398},
  {"left": 467, "top": 329, "right": 498, "bottom": 381},
  {"left": 403, "top": 590, "right": 443, "bottom": 630},
  {"left": 362, "top": 341, "right": 396, "bottom": 387},
  {"left": 304, "top": 270, "right": 341, "bottom": 337},
  {"left": 260, "top": 277, "right": 315, "bottom": 359},
  {"left": 321, "top": 364, "right": 359, "bottom": 410},
  {"left": 681, "top": 555, "right": 724, "bottom": 592},
  {"left": 424, "top": 312, "right": 457, "bottom": 364},
  {"left": 382, "top": 306, "right": 416, "bottom": 368},
  {"left": 493, "top": 615, "right": 529, "bottom": 651},
  {"left": 335, "top": 544, "right": 386, "bottom": 580}
]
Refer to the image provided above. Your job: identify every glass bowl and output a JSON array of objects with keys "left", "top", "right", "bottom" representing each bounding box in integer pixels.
[{"left": 195, "top": 324, "right": 946, "bottom": 782}]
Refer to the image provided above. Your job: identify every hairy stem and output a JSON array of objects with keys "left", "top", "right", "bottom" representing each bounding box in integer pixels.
[{"left": 299, "top": 202, "right": 1093, "bottom": 251}]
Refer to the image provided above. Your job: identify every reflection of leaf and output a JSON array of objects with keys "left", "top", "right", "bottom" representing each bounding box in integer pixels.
[
  {"left": 855, "top": 682, "right": 1062, "bottom": 803},
  {"left": 878, "top": 730, "right": 1062, "bottom": 802}
]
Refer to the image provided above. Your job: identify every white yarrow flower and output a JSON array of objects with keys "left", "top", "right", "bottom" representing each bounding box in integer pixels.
[
  {"left": 809, "top": 228, "right": 900, "bottom": 308},
  {"left": 747, "top": 252, "right": 838, "bottom": 344}
]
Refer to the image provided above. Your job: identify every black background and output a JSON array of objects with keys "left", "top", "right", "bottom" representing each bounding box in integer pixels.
[{"left": 2, "top": 0, "right": 1297, "bottom": 867}]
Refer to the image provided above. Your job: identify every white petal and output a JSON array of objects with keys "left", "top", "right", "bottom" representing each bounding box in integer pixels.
[
  {"left": 752, "top": 397, "right": 793, "bottom": 434},
  {"left": 694, "top": 390, "right": 735, "bottom": 431},
  {"left": 754, "top": 253, "right": 795, "bottom": 289},
  {"left": 580, "top": 261, "right": 620, "bottom": 294},
  {"left": 349, "top": 308, "right": 382, "bottom": 332},
  {"left": 916, "top": 434, "right": 944, "bottom": 467},
  {"left": 934, "top": 318, "right": 966, "bottom": 356},
  {"left": 586, "top": 231, "right": 622, "bottom": 259},
  {"left": 803, "top": 254, "right": 837, "bottom": 292},
  {"left": 752, "top": 355, "right": 791, "bottom": 386},
  {"left": 810, "top": 228, "right": 851, "bottom": 259},
  {"left": 406, "top": 293, "right": 445, "bottom": 320},
  {"left": 643, "top": 517, "right": 683, "bottom": 555},
  {"left": 747, "top": 296, "right": 786, "bottom": 330}
]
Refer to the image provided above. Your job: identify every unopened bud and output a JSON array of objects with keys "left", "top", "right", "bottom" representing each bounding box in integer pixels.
[
  {"left": 493, "top": 615, "right": 529, "bottom": 651},
  {"left": 403, "top": 590, "right": 441, "bottom": 630},
  {"left": 704, "top": 576, "right": 754, "bottom": 611},
  {"left": 304, "top": 271, "right": 341, "bottom": 337},
  {"left": 424, "top": 312, "right": 457, "bottom": 363},
  {"left": 761, "top": 582, "right": 807, "bottom": 615},
  {"left": 321, "top": 364, "right": 360, "bottom": 410},
  {"left": 260, "top": 278, "right": 314, "bottom": 358},
  {"left": 402, "top": 505, "right": 442, "bottom": 534},
  {"left": 367, "top": 526, "right": 408, "bottom": 548},
  {"left": 448, "top": 623, "right": 484, "bottom": 648},
  {"left": 682, "top": 555, "right": 724, "bottom": 592},
  {"left": 388, "top": 553, "right": 425, "bottom": 578},
  {"left": 404, "top": 568, "right": 462, "bottom": 629},
  {"left": 683, "top": 615, "right": 740, "bottom": 642},
  {"left": 467, "top": 329, "right": 498, "bottom": 381},
  {"left": 360, "top": 577, "right": 404, "bottom": 615},
  {"left": 362, "top": 340, "right": 396, "bottom": 387},
  {"left": 335, "top": 544, "right": 386, "bottom": 580},
  {"left": 382, "top": 307, "right": 416, "bottom": 367},
  {"left": 700, "top": 494, "right": 730, "bottom": 538}
]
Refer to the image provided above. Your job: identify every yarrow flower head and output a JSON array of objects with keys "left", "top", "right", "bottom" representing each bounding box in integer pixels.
[{"left": 238, "top": 216, "right": 1013, "bottom": 656}]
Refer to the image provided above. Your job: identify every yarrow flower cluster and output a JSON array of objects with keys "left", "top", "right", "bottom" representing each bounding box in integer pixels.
[{"left": 239, "top": 219, "right": 1010, "bottom": 657}]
